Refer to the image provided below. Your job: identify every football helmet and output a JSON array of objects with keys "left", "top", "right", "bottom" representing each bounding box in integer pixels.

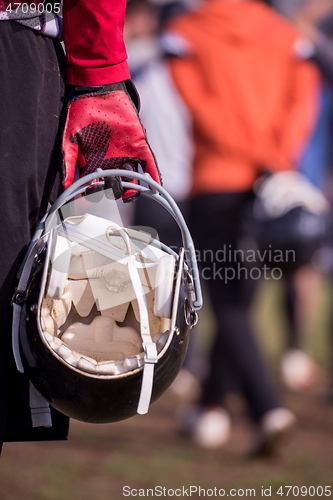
[
  {"left": 242, "top": 171, "right": 330, "bottom": 273},
  {"left": 12, "top": 170, "right": 202, "bottom": 424}
]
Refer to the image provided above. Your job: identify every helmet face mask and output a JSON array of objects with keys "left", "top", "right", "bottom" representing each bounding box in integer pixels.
[{"left": 14, "top": 172, "right": 202, "bottom": 424}]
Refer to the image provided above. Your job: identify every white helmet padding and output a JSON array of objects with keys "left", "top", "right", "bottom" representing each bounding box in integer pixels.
[{"left": 40, "top": 214, "right": 178, "bottom": 414}]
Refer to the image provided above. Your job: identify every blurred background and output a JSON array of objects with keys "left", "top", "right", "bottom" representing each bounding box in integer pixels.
[{"left": 2, "top": 0, "right": 333, "bottom": 498}]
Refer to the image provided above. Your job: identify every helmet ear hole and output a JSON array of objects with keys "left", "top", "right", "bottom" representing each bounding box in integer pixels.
[{"left": 153, "top": 254, "right": 176, "bottom": 319}]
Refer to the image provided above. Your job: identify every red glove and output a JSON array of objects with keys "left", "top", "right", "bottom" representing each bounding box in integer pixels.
[{"left": 61, "top": 81, "right": 162, "bottom": 202}]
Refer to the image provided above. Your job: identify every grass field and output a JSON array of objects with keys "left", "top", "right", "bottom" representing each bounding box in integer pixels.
[{"left": 1, "top": 278, "right": 333, "bottom": 500}]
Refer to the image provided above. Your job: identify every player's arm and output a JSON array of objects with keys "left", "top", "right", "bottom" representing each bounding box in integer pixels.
[{"left": 61, "top": 0, "right": 161, "bottom": 201}]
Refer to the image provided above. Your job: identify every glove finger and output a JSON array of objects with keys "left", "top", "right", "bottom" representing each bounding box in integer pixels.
[
  {"left": 62, "top": 140, "right": 79, "bottom": 189},
  {"left": 121, "top": 176, "right": 140, "bottom": 203},
  {"left": 84, "top": 182, "right": 104, "bottom": 203},
  {"left": 136, "top": 141, "right": 162, "bottom": 186},
  {"left": 115, "top": 161, "right": 141, "bottom": 202},
  {"left": 122, "top": 188, "right": 141, "bottom": 203},
  {"left": 143, "top": 154, "right": 162, "bottom": 185},
  {"left": 105, "top": 176, "right": 124, "bottom": 200}
]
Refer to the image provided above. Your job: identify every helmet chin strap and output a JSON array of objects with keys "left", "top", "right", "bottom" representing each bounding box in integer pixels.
[
  {"left": 87, "top": 219, "right": 158, "bottom": 415},
  {"left": 120, "top": 225, "right": 157, "bottom": 415}
]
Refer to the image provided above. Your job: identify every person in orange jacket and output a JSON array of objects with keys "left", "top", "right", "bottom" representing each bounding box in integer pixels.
[{"left": 165, "top": 0, "right": 321, "bottom": 455}]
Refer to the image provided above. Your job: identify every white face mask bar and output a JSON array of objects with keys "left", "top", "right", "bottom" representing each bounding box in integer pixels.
[{"left": 24, "top": 169, "right": 202, "bottom": 311}]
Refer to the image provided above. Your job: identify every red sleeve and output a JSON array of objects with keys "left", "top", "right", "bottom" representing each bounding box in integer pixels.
[{"left": 63, "top": 0, "right": 130, "bottom": 86}]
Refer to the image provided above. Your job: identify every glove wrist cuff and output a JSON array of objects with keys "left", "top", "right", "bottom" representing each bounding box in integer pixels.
[
  {"left": 67, "top": 82, "right": 126, "bottom": 99},
  {"left": 66, "top": 80, "right": 140, "bottom": 111},
  {"left": 73, "top": 82, "right": 126, "bottom": 92}
]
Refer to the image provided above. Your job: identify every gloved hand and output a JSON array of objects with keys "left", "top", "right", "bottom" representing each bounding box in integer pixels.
[{"left": 61, "top": 81, "right": 162, "bottom": 202}]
